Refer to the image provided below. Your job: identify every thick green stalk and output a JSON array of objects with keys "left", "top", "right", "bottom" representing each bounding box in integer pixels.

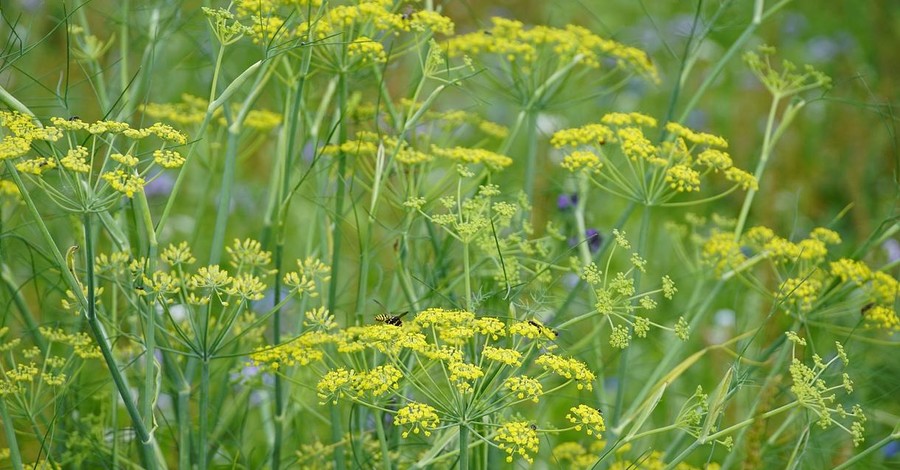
[
  {"left": 329, "top": 405, "right": 346, "bottom": 470},
  {"left": 0, "top": 399, "right": 23, "bottom": 470},
  {"left": 462, "top": 242, "right": 473, "bottom": 312},
  {"left": 458, "top": 424, "right": 469, "bottom": 470},
  {"left": 375, "top": 411, "right": 392, "bottom": 470},
  {"left": 156, "top": 58, "right": 264, "bottom": 238},
  {"left": 84, "top": 214, "right": 159, "bottom": 469},
  {"left": 572, "top": 174, "right": 593, "bottom": 267},
  {"left": 271, "top": 244, "right": 285, "bottom": 470},
  {"left": 0, "top": 85, "right": 37, "bottom": 119},
  {"left": 733, "top": 95, "right": 780, "bottom": 240},
  {"left": 833, "top": 426, "right": 900, "bottom": 470},
  {"left": 267, "top": 54, "right": 310, "bottom": 469},
  {"left": 198, "top": 359, "right": 210, "bottom": 470},
  {"left": 135, "top": 190, "right": 159, "bottom": 442},
  {"left": 522, "top": 109, "right": 540, "bottom": 202},
  {"left": 209, "top": 129, "right": 240, "bottom": 265},
  {"left": 675, "top": 0, "right": 792, "bottom": 123},
  {"left": 325, "top": 70, "right": 350, "bottom": 470},
  {"left": 327, "top": 72, "right": 350, "bottom": 322},
  {"left": 177, "top": 387, "right": 191, "bottom": 470}
]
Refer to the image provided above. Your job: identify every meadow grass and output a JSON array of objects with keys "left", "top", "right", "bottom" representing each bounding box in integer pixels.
[{"left": 0, "top": 1, "right": 897, "bottom": 469}]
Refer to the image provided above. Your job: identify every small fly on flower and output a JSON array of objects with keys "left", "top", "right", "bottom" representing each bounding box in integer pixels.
[
  {"left": 528, "top": 319, "right": 559, "bottom": 340},
  {"left": 401, "top": 5, "right": 414, "bottom": 21},
  {"left": 860, "top": 302, "right": 874, "bottom": 316},
  {"left": 374, "top": 300, "right": 408, "bottom": 327}
]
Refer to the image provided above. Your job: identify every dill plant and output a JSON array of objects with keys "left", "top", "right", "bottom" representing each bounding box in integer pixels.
[{"left": 0, "top": 1, "right": 897, "bottom": 469}]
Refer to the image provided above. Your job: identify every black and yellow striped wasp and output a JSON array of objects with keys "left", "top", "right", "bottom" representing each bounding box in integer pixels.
[{"left": 373, "top": 300, "right": 408, "bottom": 327}]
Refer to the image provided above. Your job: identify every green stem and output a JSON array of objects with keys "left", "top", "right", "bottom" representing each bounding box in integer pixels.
[
  {"left": 833, "top": 427, "right": 900, "bottom": 470},
  {"left": 462, "top": 242, "right": 473, "bottom": 312},
  {"left": 0, "top": 85, "right": 38, "bottom": 120},
  {"left": 0, "top": 399, "right": 23, "bottom": 470},
  {"left": 705, "top": 402, "right": 800, "bottom": 446},
  {"left": 135, "top": 190, "right": 159, "bottom": 442},
  {"left": 733, "top": 95, "right": 780, "bottom": 240},
  {"left": 328, "top": 72, "right": 350, "bottom": 326},
  {"left": 675, "top": 0, "right": 792, "bottom": 123},
  {"left": 573, "top": 174, "right": 592, "bottom": 267},
  {"left": 459, "top": 423, "right": 469, "bottom": 470},
  {"left": 198, "top": 359, "right": 210, "bottom": 470},
  {"left": 209, "top": 129, "right": 240, "bottom": 265},
  {"left": 177, "top": 387, "right": 191, "bottom": 470},
  {"left": 522, "top": 109, "right": 539, "bottom": 202},
  {"left": 375, "top": 411, "right": 392, "bottom": 470},
  {"left": 84, "top": 214, "right": 158, "bottom": 469},
  {"left": 329, "top": 405, "right": 346, "bottom": 470},
  {"left": 271, "top": 247, "right": 285, "bottom": 470}
]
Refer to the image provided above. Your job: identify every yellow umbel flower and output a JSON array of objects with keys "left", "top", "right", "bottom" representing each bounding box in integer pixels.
[
  {"left": 567, "top": 404, "right": 606, "bottom": 438},
  {"left": 665, "top": 122, "right": 728, "bottom": 148},
  {"left": 535, "top": 353, "right": 595, "bottom": 390},
  {"left": 355, "top": 364, "right": 402, "bottom": 398},
  {"left": 101, "top": 169, "right": 145, "bottom": 197},
  {"left": 430, "top": 145, "right": 513, "bottom": 170},
  {"left": 448, "top": 361, "right": 484, "bottom": 393},
  {"left": 60, "top": 146, "right": 91, "bottom": 173},
  {"left": 550, "top": 123, "right": 614, "bottom": 148},
  {"left": 227, "top": 238, "right": 272, "bottom": 268},
  {"left": 602, "top": 112, "right": 658, "bottom": 128},
  {"left": 15, "top": 157, "right": 56, "bottom": 175},
  {"left": 494, "top": 421, "right": 539, "bottom": 463},
  {"left": 395, "top": 402, "right": 440, "bottom": 438},
  {"left": 665, "top": 164, "right": 701, "bottom": 192},
  {"left": 561, "top": 150, "right": 602, "bottom": 173},
  {"left": 153, "top": 149, "right": 186, "bottom": 169},
  {"left": 503, "top": 375, "right": 543, "bottom": 402},
  {"left": 348, "top": 36, "right": 387, "bottom": 63},
  {"left": 482, "top": 345, "right": 522, "bottom": 367}
]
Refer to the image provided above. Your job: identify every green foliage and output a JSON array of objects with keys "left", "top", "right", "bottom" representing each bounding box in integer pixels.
[{"left": 0, "top": 1, "right": 897, "bottom": 469}]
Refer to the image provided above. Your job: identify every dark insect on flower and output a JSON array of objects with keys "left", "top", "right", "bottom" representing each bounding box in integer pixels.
[
  {"left": 529, "top": 424, "right": 537, "bottom": 431},
  {"left": 527, "top": 320, "right": 559, "bottom": 339},
  {"left": 401, "top": 5, "right": 415, "bottom": 20},
  {"left": 375, "top": 311, "right": 408, "bottom": 327},
  {"left": 68, "top": 116, "right": 81, "bottom": 121},
  {"left": 860, "top": 302, "right": 875, "bottom": 316},
  {"left": 586, "top": 229, "right": 602, "bottom": 253}
]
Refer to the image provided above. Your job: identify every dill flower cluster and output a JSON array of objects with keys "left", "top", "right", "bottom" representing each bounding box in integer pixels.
[
  {"left": 494, "top": 421, "right": 540, "bottom": 463},
  {"left": 570, "top": 229, "right": 686, "bottom": 349},
  {"left": 552, "top": 112, "right": 758, "bottom": 205},
  {"left": 140, "top": 93, "right": 282, "bottom": 131},
  {"left": 250, "top": 306, "right": 604, "bottom": 464},
  {"left": 685, "top": 216, "right": 899, "bottom": 334},
  {"left": 446, "top": 17, "right": 658, "bottom": 83},
  {"left": 786, "top": 334, "right": 866, "bottom": 446},
  {"left": 0, "top": 111, "right": 188, "bottom": 210},
  {"left": 0, "top": 326, "right": 100, "bottom": 400},
  {"left": 233, "top": 0, "right": 454, "bottom": 70}
]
